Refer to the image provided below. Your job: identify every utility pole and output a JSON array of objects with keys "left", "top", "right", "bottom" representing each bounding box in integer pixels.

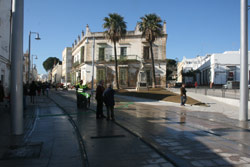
[
  {"left": 239, "top": 0, "right": 248, "bottom": 121},
  {"left": 10, "top": 0, "right": 24, "bottom": 135}
]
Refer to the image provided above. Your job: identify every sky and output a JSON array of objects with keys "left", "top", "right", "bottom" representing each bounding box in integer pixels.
[{"left": 24, "top": 0, "right": 247, "bottom": 75}]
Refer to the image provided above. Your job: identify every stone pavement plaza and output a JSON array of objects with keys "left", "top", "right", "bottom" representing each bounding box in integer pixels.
[{"left": 1, "top": 89, "right": 250, "bottom": 167}]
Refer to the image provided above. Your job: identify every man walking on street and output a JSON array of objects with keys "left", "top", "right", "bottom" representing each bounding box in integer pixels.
[
  {"left": 103, "top": 84, "right": 115, "bottom": 121},
  {"left": 180, "top": 83, "right": 187, "bottom": 106},
  {"left": 95, "top": 80, "right": 105, "bottom": 119},
  {"left": 0, "top": 81, "right": 4, "bottom": 102}
]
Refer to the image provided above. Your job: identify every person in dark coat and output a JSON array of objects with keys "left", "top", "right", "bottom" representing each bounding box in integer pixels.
[
  {"left": 29, "top": 81, "right": 37, "bottom": 104},
  {"left": 180, "top": 83, "right": 187, "bottom": 106},
  {"left": 23, "top": 83, "right": 29, "bottom": 110},
  {"left": 0, "top": 81, "right": 4, "bottom": 102},
  {"left": 95, "top": 80, "right": 105, "bottom": 119},
  {"left": 103, "top": 84, "right": 115, "bottom": 121}
]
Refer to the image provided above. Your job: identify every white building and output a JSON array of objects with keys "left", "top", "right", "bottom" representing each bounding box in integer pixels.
[
  {"left": 37, "top": 74, "right": 48, "bottom": 82},
  {"left": 177, "top": 56, "right": 203, "bottom": 83},
  {"left": 178, "top": 51, "right": 250, "bottom": 86},
  {"left": 197, "top": 51, "right": 250, "bottom": 85},
  {"left": 71, "top": 23, "right": 167, "bottom": 88},
  {"left": 62, "top": 47, "right": 72, "bottom": 86},
  {"left": 51, "top": 62, "right": 62, "bottom": 84},
  {"left": 0, "top": 0, "right": 11, "bottom": 94}
]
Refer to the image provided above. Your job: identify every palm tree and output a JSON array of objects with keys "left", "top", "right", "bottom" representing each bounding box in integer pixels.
[
  {"left": 103, "top": 13, "right": 127, "bottom": 89},
  {"left": 138, "top": 13, "right": 163, "bottom": 88}
]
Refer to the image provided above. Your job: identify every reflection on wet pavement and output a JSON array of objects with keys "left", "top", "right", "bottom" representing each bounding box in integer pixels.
[{"left": 115, "top": 96, "right": 250, "bottom": 167}]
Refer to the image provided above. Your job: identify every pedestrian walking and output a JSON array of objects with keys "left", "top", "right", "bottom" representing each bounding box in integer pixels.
[
  {"left": 37, "top": 83, "right": 41, "bottom": 96},
  {"left": 103, "top": 84, "right": 115, "bottom": 121},
  {"left": 95, "top": 80, "right": 105, "bottom": 119},
  {"left": 23, "top": 83, "right": 28, "bottom": 110},
  {"left": 42, "top": 83, "right": 46, "bottom": 95},
  {"left": 46, "top": 83, "right": 49, "bottom": 97},
  {"left": 0, "top": 81, "right": 5, "bottom": 102},
  {"left": 29, "top": 81, "right": 37, "bottom": 104},
  {"left": 180, "top": 83, "right": 187, "bottom": 106}
]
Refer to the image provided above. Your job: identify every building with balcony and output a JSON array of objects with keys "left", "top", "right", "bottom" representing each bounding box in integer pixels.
[
  {"left": 62, "top": 47, "right": 72, "bottom": 86},
  {"left": 0, "top": 0, "right": 11, "bottom": 94},
  {"left": 71, "top": 23, "right": 168, "bottom": 88}
]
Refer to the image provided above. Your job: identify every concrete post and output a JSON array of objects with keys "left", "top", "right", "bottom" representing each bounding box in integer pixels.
[
  {"left": 239, "top": 0, "right": 248, "bottom": 121},
  {"left": 10, "top": 0, "right": 24, "bottom": 135}
]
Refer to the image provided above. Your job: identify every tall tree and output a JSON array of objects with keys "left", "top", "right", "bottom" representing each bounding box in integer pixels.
[
  {"left": 139, "top": 14, "right": 163, "bottom": 88},
  {"left": 43, "top": 57, "right": 61, "bottom": 72},
  {"left": 103, "top": 13, "right": 127, "bottom": 89}
]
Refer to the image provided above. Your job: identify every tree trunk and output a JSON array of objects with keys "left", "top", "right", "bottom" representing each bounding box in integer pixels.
[
  {"left": 114, "top": 42, "right": 119, "bottom": 89},
  {"left": 150, "top": 42, "right": 156, "bottom": 88}
]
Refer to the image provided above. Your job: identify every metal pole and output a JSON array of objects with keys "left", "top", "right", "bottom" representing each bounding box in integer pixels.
[
  {"left": 91, "top": 36, "right": 95, "bottom": 91},
  {"left": 32, "top": 55, "right": 33, "bottom": 81},
  {"left": 10, "top": 0, "right": 24, "bottom": 135},
  {"left": 28, "top": 31, "right": 31, "bottom": 83},
  {"left": 240, "top": 0, "right": 248, "bottom": 121}
]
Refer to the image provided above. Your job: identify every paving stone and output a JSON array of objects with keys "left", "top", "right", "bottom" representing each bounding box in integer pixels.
[{"left": 191, "top": 161, "right": 204, "bottom": 167}]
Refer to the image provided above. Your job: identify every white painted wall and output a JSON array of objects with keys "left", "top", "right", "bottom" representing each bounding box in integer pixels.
[{"left": 0, "top": 0, "right": 11, "bottom": 94}]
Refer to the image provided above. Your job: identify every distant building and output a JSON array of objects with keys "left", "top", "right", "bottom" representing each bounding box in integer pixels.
[
  {"left": 177, "top": 56, "right": 203, "bottom": 83},
  {"left": 23, "top": 52, "right": 29, "bottom": 83},
  {"left": 71, "top": 23, "right": 167, "bottom": 88},
  {"left": 178, "top": 51, "right": 250, "bottom": 86},
  {"left": 197, "top": 51, "right": 250, "bottom": 86},
  {"left": 37, "top": 74, "right": 48, "bottom": 82},
  {"left": 51, "top": 62, "right": 62, "bottom": 84},
  {"left": 62, "top": 47, "right": 72, "bottom": 86},
  {"left": 0, "top": 0, "right": 11, "bottom": 94}
]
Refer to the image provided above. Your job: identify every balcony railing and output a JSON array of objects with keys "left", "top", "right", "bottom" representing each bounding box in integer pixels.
[
  {"left": 101, "top": 55, "right": 140, "bottom": 62},
  {"left": 73, "top": 61, "right": 80, "bottom": 67}
]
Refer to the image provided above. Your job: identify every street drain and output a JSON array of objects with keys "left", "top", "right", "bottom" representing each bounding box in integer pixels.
[
  {"left": 91, "top": 135, "right": 125, "bottom": 139},
  {"left": 0, "top": 142, "right": 43, "bottom": 160}
]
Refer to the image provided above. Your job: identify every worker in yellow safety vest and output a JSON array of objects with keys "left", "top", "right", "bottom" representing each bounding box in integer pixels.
[{"left": 76, "top": 80, "right": 91, "bottom": 108}]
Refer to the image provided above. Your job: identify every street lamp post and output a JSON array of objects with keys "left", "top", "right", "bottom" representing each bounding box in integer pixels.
[
  {"left": 28, "top": 31, "right": 40, "bottom": 83},
  {"left": 240, "top": 0, "right": 249, "bottom": 121},
  {"left": 10, "top": 0, "right": 24, "bottom": 135}
]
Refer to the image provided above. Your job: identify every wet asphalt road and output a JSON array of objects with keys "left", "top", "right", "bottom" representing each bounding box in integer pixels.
[{"left": 51, "top": 90, "right": 250, "bottom": 167}]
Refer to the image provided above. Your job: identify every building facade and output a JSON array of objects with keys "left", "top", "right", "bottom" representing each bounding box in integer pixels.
[
  {"left": 178, "top": 51, "right": 250, "bottom": 86},
  {"left": 177, "top": 56, "right": 203, "bottom": 83},
  {"left": 0, "top": 0, "right": 11, "bottom": 94},
  {"left": 51, "top": 62, "right": 62, "bottom": 84},
  {"left": 71, "top": 23, "right": 167, "bottom": 88},
  {"left": 62, "top": 47, "right": 72, "bottom": 86}
]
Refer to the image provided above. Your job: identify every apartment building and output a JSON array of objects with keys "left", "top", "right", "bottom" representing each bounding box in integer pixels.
[{"left": 71, "top": 23, "right": 167, "bottom": 88}]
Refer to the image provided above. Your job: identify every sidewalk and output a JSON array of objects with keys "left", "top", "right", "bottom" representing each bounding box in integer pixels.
[
  {"left": 0, "top": 95, "right": 82, "bottom": 167},
  {"left": 167, "top": 88, "right": 250, "bottom": 121}
]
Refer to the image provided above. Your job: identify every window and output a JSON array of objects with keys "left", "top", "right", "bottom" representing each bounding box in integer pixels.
[
  {"left": 99, "top": 48, "right": 105, "bottom": 61},
  {"left": 119, "top": 68, "right": 127, "bottom": 85},
  {"left": 81, "top": 46, "right": 84, "bottom": 63},
  {"left": 120, "top": 47, "right": 127, "bottom": 56},
  {"left": 97, "top": 69, "right": 105, "bottom": 82},
  {"left": 143, "top": 46, "right": 150, "bottom": 60}
]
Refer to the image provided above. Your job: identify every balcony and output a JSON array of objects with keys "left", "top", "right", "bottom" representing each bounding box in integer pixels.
[
  {"left": 101, "top": 55, "right": 140, "bottom": 62},
  {"left": 73, "top": 61, "right": 80, "bottom": 67}
]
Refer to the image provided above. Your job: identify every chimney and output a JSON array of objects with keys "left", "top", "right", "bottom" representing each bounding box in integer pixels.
[
  {"left": 86, "top": 24, "right": 90, "bottom": 36},
  {"left": 163, "top": 20, "right": 167, "bottom": 34},
  {"left": 81, "top": 30, "right": 84, "bottom": 38},
  {"left": 78, "top": 35, "right": 80, "bottom": 42}
]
